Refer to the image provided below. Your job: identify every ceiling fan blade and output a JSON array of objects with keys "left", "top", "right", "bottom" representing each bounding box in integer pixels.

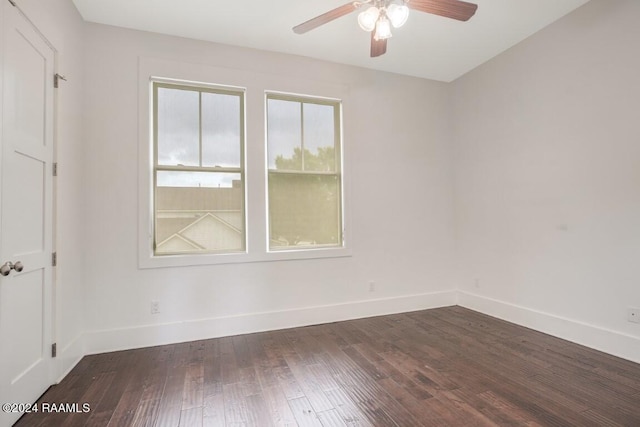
[
  {"left": 370, "top": 32, "right": 387, "bottom": 57},
  {"left": 293, "top": 2, "right": 358, "bottom": 34},
  {"left": 408, "top": 0, "right": 478, "bottom": 21}
]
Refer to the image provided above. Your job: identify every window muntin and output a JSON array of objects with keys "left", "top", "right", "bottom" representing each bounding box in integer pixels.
[
  {"left": 266, "top": 94, "right": 343, "bottom": 251},
  {"left": 153, "top": 82, "right": 245, "bottom": 255}
]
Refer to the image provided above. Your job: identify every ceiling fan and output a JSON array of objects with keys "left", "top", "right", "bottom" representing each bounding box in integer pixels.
[{"left": 293, "top": 0, "right": 478, "bottom": 58}]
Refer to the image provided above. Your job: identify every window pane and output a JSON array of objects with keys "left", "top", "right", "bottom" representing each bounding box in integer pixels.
[
  {"left": 303, "top": 103, "right": 336, "bottom": 172},
  {"left": 267, "top": 99, "right": 301, "bottom": 170},
  {"left": 202, "top": 92, "right": 241, "bottom": 168},
  {"left": 157, "top": 87, "right": 199, "bottom": 166},
  {"left": 155, "top": 171, "right": 244, "bottom": 254},
  {"left": 268, "top": 173, "right": 341, "bottom": 249}
]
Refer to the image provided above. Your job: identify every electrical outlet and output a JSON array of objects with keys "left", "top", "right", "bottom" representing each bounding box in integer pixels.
[
  {"left": 474, "top": 278, "right": 480, "bottom": 289},
  {"left": 628, "top": 308, "right": 640, "bottom": 324},
  {"left": 368, "top": 281, "right": 375, "bottom": 292},
  {"left": 151, "top": 300, "right": 160, "bottom": 315}
]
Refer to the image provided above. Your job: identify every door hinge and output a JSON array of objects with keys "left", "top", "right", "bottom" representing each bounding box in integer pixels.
[
  {"left": 53, "top": 163, "right": 58, "bottom": 177},
  {"left": 51, "top": 343, "right": 57, "bottom": 358},
  {"left": 54, "top": 73, "right": 67, "bottom": 88},
  {"left": 8, "top": 0, "right": 17, "bottom": 7},
  {"left": 52, "top": 252, "right": 57, "bottom": 267}
]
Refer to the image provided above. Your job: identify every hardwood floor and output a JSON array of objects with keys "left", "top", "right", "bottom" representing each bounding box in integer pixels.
[{"left": 16, "top": 306, "right": 640, "bottom": 426}]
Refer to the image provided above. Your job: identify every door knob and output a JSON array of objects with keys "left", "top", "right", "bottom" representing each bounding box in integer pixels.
[{"left": 0, "top": 261, "right": 24, "bottom": 276}]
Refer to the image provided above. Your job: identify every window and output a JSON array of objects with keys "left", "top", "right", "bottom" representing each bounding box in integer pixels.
[
  {"left": 266, "top": 93, "right": 343, "bottom": 251},
  {"left": 140, "top": 62, "right": 350, "bottom": 268},
  {"left": 152, "top": 81, "right": 245, "bottom": 255}
]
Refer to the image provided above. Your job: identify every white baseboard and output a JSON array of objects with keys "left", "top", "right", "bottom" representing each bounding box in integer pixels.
[
  {"left": 56, "top": 333, "right": 85, "bottom": 383},
  {"left": 458, "top": 291, "right": 640, "bottom": 364},
  {"left": 85, "top": 290, "right": 458, "bottom": 355}
]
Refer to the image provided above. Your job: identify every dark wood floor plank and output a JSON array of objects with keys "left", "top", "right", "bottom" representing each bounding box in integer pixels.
[
  {"left": 203, "top": 393, "right": 226, "bottom": 426},
  {"left": 222, "top": 382, "right": 251, "bottom": 425},
  {"left": 129, "top": 344, "right": 179, "bottom": 427},
  {"left": 260, "top": 385, "right": 298, "bottom": 427},
  {"left": 594, "top": 365, "right": 640, "bottom": 393},
  {"left": 284, "top": 353, "right": 335, "bottom": 413},
  {"left": 261, "top": 333, "right": 292, "bottom": 370},
  {"left": 341, "top": 346, "right": 387, "bottom": 382},
  {"left": 474, "top": 371, "right": 597, "bottom": 426},
  {"left": 379, "top": 346, "right": 458, "bottom": 395},
  {"left": 203, "top": 338, "right": 224, "bottom": 398},
  {"left": 335, "top": 372, "right": 425, "bottom": 427},
  {"left": 246, "top": 334, "right": 279, "bottom": 390},
  {"left": 315, "top": 408, "right": 348, "bottom": 427},
  {"left": 83, "top": 351, "right": 138, "bottom": 426},
  {"left": 15, "top": 307, "right": 640, "bottom": 427},
  {"left": 220, "top": 337, "right": 241, "bottom": 385},
  {"left": 182, "top": 362, "right": 205, "bottom": 410},
  {"left": 439, "top": 350, "right": 597, "bottom": 425},
  {"left": 324, "top": 388, "right": 374, "bottom": 427},
  {"left": 531, "top": 370, "right": 640, "bottom": 425},
  {"left": 154, "top": 377, "right": 187, "bottom": 426},
  {"left": 327, "top": 322, "right": 364, "bottom": 348},
  {"left": 179, "top": 406, "right": 204, "bottom": 427},
  {"left": 105, "top": 348, "right": 159, "bottom": 427},
  {"left": 458, "top": 389, "right": 541, "bottom": 426},
  {"left": 62, "top": 372, "right": 116, "bottom": 427},
  {"left": 373, "top": 377, "right": 445, "bottom": 425},
  {"left": 238, "top": 366, "right": 262, "bottom": 398},
  {"left": 233, "top": 335, "right": 253, "bottom": 369},
  {"left": 579, "top": 408, "right": 623, "bottom": 427},
  {"left": 272, "top": 365, "right": 306, "bottom": 401},
  {"left": 246, "top": 392, "right": 275, "bottom": 427},
  {"left": 305, "top": 363, "right": 341, "bottom": 393},
  {"left": 432, "top": 390, "right": 503, "bottom": 427},
  {"left": 288, "top": 396, "right": 323, "bottom": 427},
  {"left": 368, "top": 356, "right": 434, "bottom": 401},
  {"left": 320, "top": 325, "right": 350, "bottom": 349},
  {"left": 311, "top": 339, "right": 380, "bottom": 390},
  {"left": 283, "top": 329, "right": 320, "bottom": 365}
]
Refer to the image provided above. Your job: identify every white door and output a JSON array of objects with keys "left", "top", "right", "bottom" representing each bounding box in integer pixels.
[{"left": 0, "top": 2, "right": 56, "bottom": 426}]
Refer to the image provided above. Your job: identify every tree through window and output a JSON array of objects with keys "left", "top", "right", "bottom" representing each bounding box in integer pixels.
[{"left": 266, "top": 94, "right": 343, "bottom": 250}]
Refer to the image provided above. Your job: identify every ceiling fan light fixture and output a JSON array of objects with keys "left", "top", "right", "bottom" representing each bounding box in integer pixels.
[
  {"left": 374, "top": 15, "right": 392, "bottom": 40},
  {"left": 292, "top": 0, "right": 478, "bottom": 58},
  {"left": 357, "top": 6, "right": 380, "bottom": 32},
  {"left": 387, "top": 3, "right": 409, "bottom": 28}
]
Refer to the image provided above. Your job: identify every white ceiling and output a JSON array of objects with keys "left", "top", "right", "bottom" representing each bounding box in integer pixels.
[{"left": 71, "top": 0, "right": 590, "bottom": 82}]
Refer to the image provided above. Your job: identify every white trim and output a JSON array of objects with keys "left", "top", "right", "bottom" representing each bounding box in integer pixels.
[
  {"left": 458, "top": 291, "right": 640, "bottom": 364},
  {"left": 52, "top": 291, "right": 640, "bottom": 375},
  {"left": 264, "top": 92, "right": 345, "bottom": 254},
  {"left": 141, "top": 245, "right": 353, "bottom": 269},
  {"left": 55, "top": 333, "right": 85, "bottom": 383},
  {"left": 85, "top": 291, "right": 457, "bottom": 354}
]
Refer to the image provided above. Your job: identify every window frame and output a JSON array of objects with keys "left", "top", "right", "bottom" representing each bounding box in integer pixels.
[
  {"left": 152, "top": 81, "right": 247, "bottom": 256},
  {"left": 265, "top": 92, "right": 344, "bottom": 252},
  {"left": 137, "top": 58, "right": 352, "bottom": 269}
]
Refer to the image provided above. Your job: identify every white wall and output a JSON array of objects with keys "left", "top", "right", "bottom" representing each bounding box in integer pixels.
[
  {"left": 82, "top": 24, "right": 457, "bottom": 353},
  {"left": 14, "top": 0, "right": 86, "bottom": 378},
  {"left": 452, "top": 0, "right": 640, "bottom": 361}
]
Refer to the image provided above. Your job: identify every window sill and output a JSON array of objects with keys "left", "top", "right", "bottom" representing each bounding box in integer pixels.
[{"left": 138, "top": 246, "right": 352, "bottom": 269}]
